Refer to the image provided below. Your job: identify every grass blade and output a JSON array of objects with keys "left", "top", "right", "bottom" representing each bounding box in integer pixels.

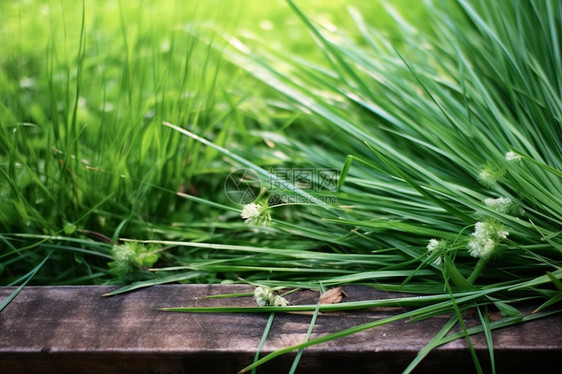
[{"left": 1, "top": 252, "right": 52, "bottom": 313}]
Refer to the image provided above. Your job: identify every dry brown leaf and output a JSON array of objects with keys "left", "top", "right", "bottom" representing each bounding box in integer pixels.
[{"left": 318, "top": 287, "right": 348, "bottom": 304}]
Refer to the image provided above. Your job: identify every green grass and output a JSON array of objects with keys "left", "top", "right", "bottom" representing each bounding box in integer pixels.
[
  {"left": 0, "top": 0, "right": 414, "bottom": 284},
  {"left": 1, "top": 0, "right": 561, "bottom": 372}
]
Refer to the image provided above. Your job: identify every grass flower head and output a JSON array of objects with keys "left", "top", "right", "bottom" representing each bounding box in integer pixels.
[
  {"left": 272, "top": 294, "right": 289, "bottom": 307},
  {"left": 253, "top": 286, "right": 288, "bottom": 307},
  {"left": 108, "top": 242, "right": 160, "bottom": 278},
  {"left": 253, "top": 286, "right": 274, "bottom": 307},
  {"left": 241, "top": 200, "right": 271, "bottom": 225},
  {"left": 505, "top": 151, "right": 522, "bottom": 162},
  {"left": 484, "top": 197, "right": 520, "bottom": 215},
  {"left": 467, "top": 220, "right": 509, "bottom": 259},
  {"left": 426, "top": 239, "right": 446, "bottom": 266},
  {"left": 478, "top": 165, "right": 505, "bottom": 187}
]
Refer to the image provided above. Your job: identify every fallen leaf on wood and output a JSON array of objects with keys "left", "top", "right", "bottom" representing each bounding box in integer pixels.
[{"left": 319, "top": 287, "right": 348, "bottom": 304}]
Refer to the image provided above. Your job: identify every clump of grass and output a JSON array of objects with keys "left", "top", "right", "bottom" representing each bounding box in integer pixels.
[
  {"left": 159, "top": 0, "right": 562, "bottom": 372},
  {"left": 221, "top": 0, "right": 562, "bottom": 285}
]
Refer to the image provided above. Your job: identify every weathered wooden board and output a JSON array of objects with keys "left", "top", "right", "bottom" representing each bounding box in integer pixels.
[{"left": 0, "top": 285, "right": 560, "bottom": 373}]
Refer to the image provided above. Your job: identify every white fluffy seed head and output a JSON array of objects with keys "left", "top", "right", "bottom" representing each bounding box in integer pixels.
[
  {"left": 467, "top": 220, "right": 509, "bottom": 258},
  {"left": 241, "top": 203, "right": 261, "bottom": 220},
  {"left": 426, "top": 239, "right": 444, "bottom": 266},
  {"left": 505, "top": 151, "right": 521, "bottom": 162},
  {"left": 241, "top": 201, "right": 271, "bottom": 225},
  {"left": 253, "top": 286, "right": 289, "bottom": 307}
]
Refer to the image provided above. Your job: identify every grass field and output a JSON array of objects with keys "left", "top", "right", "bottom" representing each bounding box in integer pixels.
[{"left": 1, "top": 0, "right": 561, "bottom": 372}]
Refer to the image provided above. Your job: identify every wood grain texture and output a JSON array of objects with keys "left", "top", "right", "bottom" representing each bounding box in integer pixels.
[{"left": 0, "top": 285, "right": 560, "bottom": 373}]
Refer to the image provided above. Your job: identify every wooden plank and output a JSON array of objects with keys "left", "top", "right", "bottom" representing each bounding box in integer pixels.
[{"left": 0, "top": 285, "right": 560, "bottom": 373}]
